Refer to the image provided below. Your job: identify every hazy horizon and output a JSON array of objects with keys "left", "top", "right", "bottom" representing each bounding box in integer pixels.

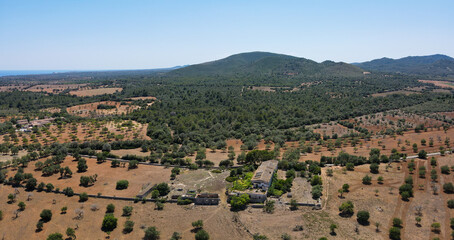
[{"left": 1, "top": 0, "right": 454, "bottom": 70}]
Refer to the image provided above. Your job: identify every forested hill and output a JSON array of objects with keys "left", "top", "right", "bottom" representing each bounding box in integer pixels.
[
  {"left": 169, "top": 51, "right": 364, "bottom": 78},
  {"left": 353, "top": 54, "right": 454, "bottom": 77}
]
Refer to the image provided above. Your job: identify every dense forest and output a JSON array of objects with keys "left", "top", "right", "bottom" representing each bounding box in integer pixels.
[{"left": 1, "top": 52, "right": 453, "bottom": 150}]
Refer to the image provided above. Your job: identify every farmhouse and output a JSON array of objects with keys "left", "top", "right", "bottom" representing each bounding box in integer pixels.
[
  {"left": 16, "top": 119, "right": 29, "bottom": 126},
  {"left": 30, "top": 117, "right": 55, "bottom": 127},
  {"left": 251, "top": 160, "right": 278, "bottom": 190}
]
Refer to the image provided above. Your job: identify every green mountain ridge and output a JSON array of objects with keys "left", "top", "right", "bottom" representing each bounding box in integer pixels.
[
  {"left": 169, "top": 51, "right": 364, "bottom": 78},
  {"left": 353, "top": 54, "right": 454, "bottom": 77}
]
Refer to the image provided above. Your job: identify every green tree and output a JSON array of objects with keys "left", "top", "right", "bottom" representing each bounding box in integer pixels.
[
  {"left": 393, "top": 218, "right": 403, "bottom": 228},
  {"left": 101, "top": 214, "right": 118, "bottom": 232},
  {"left": 144, "top": 226, "right": 160, "bottom": 240},
  {"left": 47, "top": 233, "right": 63, "bottom": 240},
  {"left": 170, "top": 232, "right": 182, "bottom": 240},
  {"left": 195, "top": 229, "right": 210, "bottom": 240},
  {"left": 116, "top": 180, "right": 129, "bottom": 190},
  {"left": 77, "top": 158, "right": 88, "bottom": 172},
  {"left": 329, "top": 224, "right": 337, "bottom": 235},
  {"left": 79, "top": 192, "right": 88, "bottom": 202},
  {"left": 192, "top": 220, "right": 204, "bottom": 230},
  {"left": 357, "top": 210, "right": 370, "bottom": 225},
  {"left": 25, "top": 177, "right": 37, "bottom": 191},
  {"left": 339, "top": 201, "right": 354, "bottom": 217},
  {"left": 106, "top": 203, "right": 115, "bottom": 213},
  {"left": 66, "top": 227, "right": 76, "bottom": 239},
  {"left": 370, "top": 163, "right": 379, "bottom": 174},
  {"left": 123, "top": 220, "right": 134, "bottom": 233},
  {"left": 342, "top": 183, "right": 350, "bottom": 192},
  {"left": 264, "top": 200, "right": 275, "bottom": 213},
  {"left": 362, "top": 175, "right": 372, "bottom": 185},
  {"left": 40, "top": 209, "right": 52, "bottom": 222},
  {"left": 18, "top": 201, "right": 26, "bottom": 211},
  {"left": 389, "top": 227, "right": 401, "bottom": 240},
  {"left": 36, "top": 220, "right": 44, "bottom": 231},
  {"left": 122, "top": 206, "right": 133, "bottom": 216},
  {"left": 230, "top": 194, "right": 250, "bottom": 211}
]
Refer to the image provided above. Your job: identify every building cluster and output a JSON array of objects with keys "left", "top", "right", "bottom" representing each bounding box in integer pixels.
[
  {"left": 230, "top": 160, "right": 279, "bottom": 203},
  {"left": 17, "top": 118, "right": 55, "bottom": 132}
]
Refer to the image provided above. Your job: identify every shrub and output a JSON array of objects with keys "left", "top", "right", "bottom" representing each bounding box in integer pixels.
[
  {"left": 310, "top": 175, "right": 322, "bottom": 186},
  {"left": 0, "top": 210, "right": 3, "bottom": 220},
  {"left": 18, "top": 201, "right": 26, "bottom": 211},
  {"left": 342, "top": 183, "right": 350, "bottom": 192},
  {"left": 264, "top": 200, "right": 275, "bottom": 213},
  {"left": 431, "top": 222, "right": 441, "bottom": 233},
  {"left": 151, "top": 189, "right": 160, "bottom": 199},
  {"left": 448, "top": 200, "right": 454, "bottom": 209},
  {"left": 370, "top": 163, "right": 379, "bottom": 174},
  {"left": 155, "top": 201, "right": 164, "bottom": 210},
  {"left": 389, "top": 227, "right": 401, "bottom": 240},
  {"left": 106, "top": 203, "right": 115, "bottom": 213},
  {"left": 25, "top": 178, "right": 37, "bottom": 191},
  {"left": 195, "top": 229, "right": 210, "bottom": 240},
  {"left": 79, "top": 192, "right": 88, "bottom": 202},
  {"left": 393, "top": 218, "right": 403, "bottom": 227},
  {"left": 339, "top": 201, "right": 354, "bottom": 217},
  {"left": 61, "top": 206, "right": 67, "bottom": 214},
  {"left": 122, "top": 206, "right": 133, "bottom": 216},
  {"left": 40, "top": 209, "right": 52, "bottom": 222},
  {"left": 362, "top": 175, "right": 372, "bottom": 185},
  {"left": 346, "top": 163, "right": 354, "bottom": 171},
  {"left": 357, "top": 210, "right": 370, "bottom": 225},
  {"left": 192, "top": 220, "right": 204, "bottom": 229},
  {"left": 144, "top": 226, "right": 160, "bottom": 240},
  {"left": 36, "top": 220, "right": 44, "bottom": 231},
  {"left": 230, "top": 194, "right": 250, "bottom": 211},
  {"left": 101, "top": 214, "right": 118, "bottom": 232},
  {"left": 441, "top": 165, "right": 450, "bottom": 174},
  {"left": 418, "top": 150, "right": 427, "bottom": 159},
  {"left": 80, "top": 176, "right": 91, "bottom": 187},
  {"left": 62, "top": 187, "right": 74, "bottom": 197},
  {"left": 77, "top": 158, "right": 88, "bottom": 172},
  {"left": 170, "top": 232, "right": 182, "bottom": 240},
  {"left": 154, "top": 182, "right": 170, "bottom": 196},
  {"left": 46, "top": 183, "right": 54, "bottom": 192},
  {"left": 46, "top": 233, "right": 63, "bottom": 240},
  {"left": 37, "top": 182, "right": 45, "bottom": 191},
  {"left": 377, "top": 176, "right": 384, "bottom": 184},
  {"left": 116, "top": 180, "right": 129, "bottom": 190},
  {"left": 444, "top": 183, "right": 454, "bottom": 193},
  {"left": 123, "top": 220, "right": 134, "bottom": 233},
  {"left": 311, "top": 185, "right": 323, "bottom": 199},
  {"left": 128, "top": 160, "right": 139, "bottom": 169}
]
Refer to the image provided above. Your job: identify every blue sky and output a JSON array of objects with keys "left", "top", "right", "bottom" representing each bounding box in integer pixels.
[{"left": 1, "top": 0, "right": 453, "bottom": 70}]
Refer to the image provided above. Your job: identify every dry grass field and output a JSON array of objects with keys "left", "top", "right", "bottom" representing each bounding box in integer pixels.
[
  {"left": 69, "top": 87, "right": 123, "bottom": 96},
  {"left": 419, "top": 80, "right": 454, "bottom": 89},
  {"left": 128, "top": 96, "right": 157, "bottom": 101},
  {"left": 0, "top": 186, "right": 250, "bottom": 240},
  {"left": 5, "top": 156, "right": 171, "bottom": 197},
  {"left": 26, "top": 84, "right": 88, "bottom": 94},
  {"left": 371, "top": 90, "right": 421, "bottom": 97}
]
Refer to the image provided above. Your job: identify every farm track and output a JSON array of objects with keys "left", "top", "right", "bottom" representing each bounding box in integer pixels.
[
  {"left": 389, "top": 161, "right": 413, "bottom": 240},
  {"left": 440, "top": 165, "right": 453, "bottom": 240}
]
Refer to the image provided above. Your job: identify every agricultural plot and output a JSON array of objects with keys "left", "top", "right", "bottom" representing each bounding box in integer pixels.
[{"left": 66, "top": 101, "right": 140, "bottom": 117}]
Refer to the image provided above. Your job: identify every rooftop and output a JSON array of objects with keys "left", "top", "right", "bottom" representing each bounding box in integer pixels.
[{"left": 251, "top": 160, "right": 278, "bottom": 184}]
